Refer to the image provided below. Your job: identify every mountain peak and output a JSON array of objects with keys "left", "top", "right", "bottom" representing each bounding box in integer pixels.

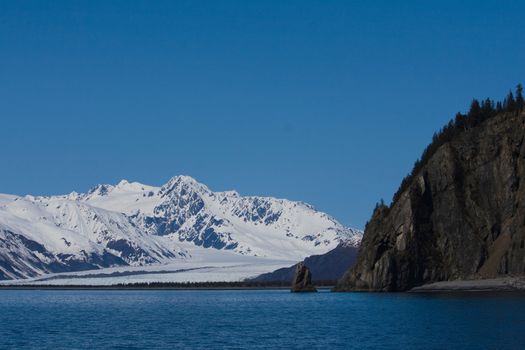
[
  {"left": 116, "top": 179, "right": 131, "bottom": 188},
  {"left": 113, "top": 180, "right": 152, "bottom": 192},
  {"left": 167, "top": 175, "right": 198, "bottom": 185},
  {"left": 160, "top": 175, "right": 210, "bottom": 197},
  {"left": 86, "top": 184, "right": 115, "bottom": 197}
]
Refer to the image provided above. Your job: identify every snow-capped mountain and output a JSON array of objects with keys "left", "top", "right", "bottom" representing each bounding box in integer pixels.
[
  {"left": 80, "top": 176, "right": 361, "bottom": 258},
  {"left": 0, "top": 194, "right": 187, "bottom": 280},
  {"left": 0, "top": 176, "right": 362, "bottom": 280}
]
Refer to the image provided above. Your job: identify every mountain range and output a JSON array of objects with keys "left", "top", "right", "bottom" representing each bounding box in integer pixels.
[{"left": 0, "top": 175, "right": 361, "bottom": 281}]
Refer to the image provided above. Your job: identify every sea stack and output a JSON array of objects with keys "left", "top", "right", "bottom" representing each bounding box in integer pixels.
[{"left": 291, "top": 262, "right": 317, "bottom": 292}]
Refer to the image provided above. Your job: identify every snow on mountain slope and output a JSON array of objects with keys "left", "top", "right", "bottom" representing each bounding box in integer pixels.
[
  {"left": 75, "top": 180, "right": 162, "bottom": 216},
  {"left": 0, "top": 175, "right": 362, "bottom": 281},
  {"left": 0, "top": 194, "right": 187, "bottom": 279},
  {"left": 80, "top": 176, "right": 362, "bottom": 260}
]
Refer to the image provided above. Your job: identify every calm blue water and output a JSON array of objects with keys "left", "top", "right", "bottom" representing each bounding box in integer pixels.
[{"left": 1, "top": 289, "right": 524, "bottom": 349}]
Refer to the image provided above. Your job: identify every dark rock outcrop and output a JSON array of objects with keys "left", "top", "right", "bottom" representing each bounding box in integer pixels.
[
  {"left": 335, "top": 110, "right": 525, "bottom": 291},
  {"left": 250, "top": 243, "right": 359, "bottom": 283},
  {"left": 291, "top": 262, "right": 317, "bottom": 292}
]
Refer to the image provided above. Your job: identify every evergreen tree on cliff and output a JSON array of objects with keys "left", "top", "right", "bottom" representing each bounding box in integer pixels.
[
  {"left": 516, "top": 84, "right": 524, "bottom": 111},
  {"left": 335, "top": 85, "right": 525, "bottom": 292}
]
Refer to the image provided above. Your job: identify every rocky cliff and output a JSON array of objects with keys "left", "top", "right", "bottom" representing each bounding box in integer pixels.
[{"left": 336, "top": 109, "right": 525, "bottom": 291}]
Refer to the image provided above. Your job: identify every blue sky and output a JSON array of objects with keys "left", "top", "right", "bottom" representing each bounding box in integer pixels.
[{"left": 1, "top": 1, "right": 524, "bottom": 229}]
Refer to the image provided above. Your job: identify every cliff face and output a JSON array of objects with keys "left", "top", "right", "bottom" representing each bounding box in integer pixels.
[{"left": 336, "top": 111, "right": 525, "bottom": 291}]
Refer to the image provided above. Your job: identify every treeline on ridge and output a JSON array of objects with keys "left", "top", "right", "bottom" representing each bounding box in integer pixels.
[{"left": 377, "top": 84, "right": 525, "bottom": 211}]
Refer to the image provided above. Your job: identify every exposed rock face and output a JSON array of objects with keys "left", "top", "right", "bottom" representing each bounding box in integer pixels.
[
  {"left": 291, "top": 262, "right": 317, "bottom": 292},
  {"left": 336, "top": 111, "right": 525, "bottom": 291}
]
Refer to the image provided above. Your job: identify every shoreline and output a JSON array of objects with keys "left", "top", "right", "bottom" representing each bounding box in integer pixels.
[
  {"left": 3, "top": 277, "right": 525, "bottom": 293},
  {"left": 0, "top": 280, "right": 336, "bottom": 291},
  {"left": 410, "top": 277, "right": 525, "bottom": 293},
  {"left": 0, "top": 286, "right": 295, "bottom": 291}
]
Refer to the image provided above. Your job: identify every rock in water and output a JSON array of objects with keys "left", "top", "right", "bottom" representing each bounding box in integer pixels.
[
  {"left": 249, "top": 243, "right": 360, "bottom": 283},
  {"left": 291, "top": 262, "right": 317, "bottom": 292},
  {"left": 336, "top": 108, "right": 525, "bottom": 292}
]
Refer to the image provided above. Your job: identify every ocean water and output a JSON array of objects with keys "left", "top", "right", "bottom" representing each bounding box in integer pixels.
[{"left": 0, "top": 289, "right": 524, "bottom": 349}]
